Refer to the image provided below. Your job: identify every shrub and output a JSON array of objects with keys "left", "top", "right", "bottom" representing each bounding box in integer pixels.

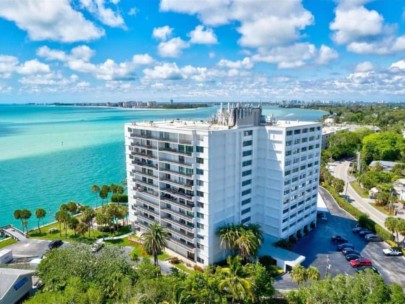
[
  {"left": 274, "top": 239, "right": 293, "bottom": 250},
  {"left": 193, "top": 265, "right": 204, "bottom": 272},
  {"left": 375, "top": 224, "right": 394, "bottom": 242},
  {"left": 259, "top": 255, "right": 277, "bottom": 267},
  {"left": 111, "top": 194, "right": 128, "bottom": 203},
  {"left": 289, "top": 235, "right": 297, "bottom": 243},
  {"left": 169, "top": 257, "right": 180, "bottom": 264},
  {"left": 130, "top": 250, "right": 139, "bottom": 262}
]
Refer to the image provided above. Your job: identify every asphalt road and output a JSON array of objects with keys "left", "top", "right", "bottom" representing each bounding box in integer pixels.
[{"left": 307, "top": 187, "right": 405, "bottom": 288}]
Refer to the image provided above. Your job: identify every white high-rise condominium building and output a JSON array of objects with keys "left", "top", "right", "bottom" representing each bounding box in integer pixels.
[{"left": 125, "top": 105, "right": 322, "bottom": 266}]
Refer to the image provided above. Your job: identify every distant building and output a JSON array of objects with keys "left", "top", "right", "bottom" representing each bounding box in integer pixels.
[
  {"left": 393, "top": 178, "right": 405, "bottom": 201},
  {"left": 147, "top": 101, "right": 157, "bottom": 107},
  {"left": 369, "top": 161, "right": 400, "bottom": 172},
  {"left": 0, "top": 268, "right": 34, "bottom": 304},
  {"left": 125, "top": 104, "right": 322, "bottom": 266}
]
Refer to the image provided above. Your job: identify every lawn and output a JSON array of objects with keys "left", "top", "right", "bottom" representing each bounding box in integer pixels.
[
  {"left": 370, "top": 203, "right": 395, "bottom": 216},
  {"left": 0, "top": 238, "right": 17, "bottom": 249},
  {"left": 350, "top": 181, "right": 369, "bottom": 198},
  {"left": 174, "top": 262, "right": 194, "bottom": 274},
  {"left": 29, "top": 222, "right": 132, "bottom": 243}
]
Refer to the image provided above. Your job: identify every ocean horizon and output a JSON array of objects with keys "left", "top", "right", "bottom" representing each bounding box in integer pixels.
[{"left": 0, "top": 104, "right": 326, "bottom": 229}]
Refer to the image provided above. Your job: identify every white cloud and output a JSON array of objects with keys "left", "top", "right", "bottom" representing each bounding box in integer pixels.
[
  {"left": 158, "top": 37, "right": 189, "bottom": 58},
  {"left": 218, "top": 57, "right": 253, "bottom": 69},
  {"left": 152, "top": 25, "right": 173, "bottom": 40},
  {"left": 144, "top": 63, "right": 183, "bottom": 80},
  {"left": 17, "top": 59, "right": 50, "bottom": 75},
  {"left": 128, "top": 7, "right": 138, "bottom": 16},
  {"left": 79, "top": 0, "right": 125, "bottom": 28},
  {"left": 0, "top": 55, "right": 19, "bottom": 77},
  {"left": 0, "top": 0, "right": 104, "bottom": 42},
  {"left": 189, "top": 25, "right": 217, "bottom": 44},
  {"left": 316, "top": 45, "right": 339, "bottom": 65},
  {"left": 390, "top": 60, "right": 405, "bottom": 71},
  {"left": 36, "top": 46, "right": 67, "bottom": 61},
  {"left": 37, "top": 45, "right": 94, "bottom": 62},
  {"left": 330, "top": 0, "right": 405, "bottom": 55},
  {"left": 132, "top": 54, "right": 154, "bottom": 65},
  {"left": 355, "top": 61, "right": 374, "bottom": 73},
  {"left": 160, "top": 0, "right": 314, "bottom": 48}
]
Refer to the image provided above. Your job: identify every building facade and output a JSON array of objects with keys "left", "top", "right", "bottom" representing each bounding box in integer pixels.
[{"left": 125, "top": 105, "right": 322, "bottom": 265}]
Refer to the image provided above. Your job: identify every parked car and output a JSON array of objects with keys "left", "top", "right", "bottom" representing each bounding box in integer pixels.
[
  {"left": 337, "top": 243, "right": 354, "bottom": 251},
  {"left": 383, "top": 247, "right": 403, "bottom": 256},
  {"left": 365, "top": 234, "right": 383, "bottom": 242},
  {"left": 359, "top": 229, "right": 373, "bottom": 236},
  {"left": 346, "top": 253, "right": 362, "bottom": 261},
  {"left": 48, "top": 240, "right": 63, "bottom": 249},
  {"left": 350, "top": 258, "right": 372, "bottom": 268},
  {"left": 331, "top": 235, "right": 348, "bottom": 243},
  {"left": 342, "top": 248, "right": 360, "bottom": 256},
  {"left": 356, "top": 266, "right": 380, "bottom": 275},
  {"left": 91, "top": 242, "right": 104, "bottom": 253},
  {"left": 352, "top": 227, "right": 363, "bottom": 233}
]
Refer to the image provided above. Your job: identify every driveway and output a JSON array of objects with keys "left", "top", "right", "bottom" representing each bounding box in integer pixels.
[
  {"left": 291, "top": 187, "right": 405, "bottom": 288},
  {"left": 4, "top": 239, "right": 51, "bottom": 258}
]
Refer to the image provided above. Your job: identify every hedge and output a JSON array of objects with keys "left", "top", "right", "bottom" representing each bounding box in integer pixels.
[{"left": 322, "top": 184, "right": 394, "bottom": 242}]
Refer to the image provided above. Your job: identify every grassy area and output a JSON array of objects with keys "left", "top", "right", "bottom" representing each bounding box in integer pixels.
[
  {"left": 158, "top": 251, "right": 171, "bottom": 261},
  {"left": 0, "top": 238, "right": 17, "bottom": 249},
  {"left": 174, "top": 262, "right": 194, "bottom": 274},
  {"left": 370, "top": 203, "right": 395, "bottom": 216},
  {"left": 350, "top": 181, "right": 369, "bottom": 198},
  {"left": 29, "top": 222, "right": 131, "bottom": 243}
]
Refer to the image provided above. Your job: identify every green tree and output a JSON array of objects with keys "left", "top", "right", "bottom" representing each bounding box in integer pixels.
[
  {"left": 328, "top": 130, "right": 360, "bottom": 160},
  {"left": 81, "top": 206, "right": 95, "bottom": 238},
  {"left": 91, "top": 184, "right": 100, "bottom": 207},
  {"left": 235, "top": 227, "right": 261, "bottom": 263},
  {"left": 217, "top": 224, "right": 240, "bottom": 256},
  {"left": 68, "top": 217, "right": 79, "bottom": 237},
  {"left": 306, "top": 266, "right": 321, "bottom": 281},
  {"left": 20, "top": 209, "right": 32, "bottom": 233},
  {"left": 55, "top": 211, "right": 64, "bottom": 237},
  {"left": 99, "top": 185, "right": 110, "bottom": 206},
  {"left": 76, "top": 222, "right": 89, "bottom": 237},
  {"left": 291, "top": 265, "right": 307, "bottom": 284},
  {"left": 13, "top": 209, "right": 23, "bottom": 231},
  {"left": 56, "top": 210, "right": 70, "bottom": 237},
  {"left": 141, "top": 223, "right": 168, "bottom": 266},
  {"left": 385, "top": 217, "right": 399, "bottom": 243},
  {"left": 35, "top": 208, "right": 46, "bottom": 233},
  {"left": 66, "top": 201, "right": 78, "bottom": 215},
  {"left": 218, "top": 256, "right": 254, "bottom": 303},
  {"left": 362, "top": 132, "right": 405, "bottom": 164}
]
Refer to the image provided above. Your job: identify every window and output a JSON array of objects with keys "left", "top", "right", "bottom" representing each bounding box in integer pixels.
[
  {"left": 242, "top": 189, "right": 251, "bottom": 196},
  {"left": 197, "top": 202, "right": 204, "bottom": 208},
  {"left": 196, "top": 169, "right": 204, "bottom": 175},
  {"left": 197, "top": 223, "right": 204, "bottom": 229},
  {"left": 303, "top": 128, "right": 308, "bottom": 133},
  {"left": 197, "top": 180, "right": 204, "bottom": 186},
  {"left": 241, "top": 217, "right": 251, "bottom": 224},
  {"left": 243, "top": 140, "right": 252, "bottom": 147},
  {"left": 197, "top": 212, "right": 204, "bottom": 219},
  {"left": 294, "top": 129, "right": 301, "bottom": 134},
  {"left": 285, "top": 170, "right": 291, "bottom": 176},
  {"left": 242, "top": 198, "right": 251, "bottom": 205},
  {"left": 197, "top": 243, "right": 204, "bottom": 249},
  {"left": 286, "top": 130, "right": 293, "bottom": 136},
  {"left": 243, "top": 130, "right": 253, "bottom": 136},
  {"left": 241, "top": 208, "right": 251, "bottom": 215},
  {"left": 310, "top": 127, "right": 315, "bottom": 132},
  {"left": 243, "top": 150, "right": 252, "bottom": 157},
  {"left": 242, "top": 179, "right": 251, "bottom": 186},
  {"left": 286, "top": 150, "right": 292, "bottom": 156},
  {"left": 197, "top": 257, "right": 205, "bottom": 263},
  {"left": 317, "top": 126, "right": 321, "bottom": 131},
  {"left": 197, "top": 158, "right": 204, "bottom": 164},
  {"left": 196, "top": 146, "right": 204, "bottom": 153},
  {"left": 197, "top": 234, "right": 204, "bottom": 240},
  {"left": 197, "top": 191, "right": 204, "bottom": 197},
  {"left": 242, "top": 160, "right": 252, "bottom": 167},
  {"left": 294, "top": 139, "right": 300, "bottom": 144},
  {"left": 242, "top": 170, "right": 252, "bottom": 177}
]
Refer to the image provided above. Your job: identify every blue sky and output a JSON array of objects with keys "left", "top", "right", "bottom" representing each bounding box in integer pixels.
[{"left": 0, "top": 0, "right": 405, "bottom": 103}]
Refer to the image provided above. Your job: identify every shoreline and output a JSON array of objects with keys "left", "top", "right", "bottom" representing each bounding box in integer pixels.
[{"left": 46, "top": 104, "right": 212, "bottom": 111}]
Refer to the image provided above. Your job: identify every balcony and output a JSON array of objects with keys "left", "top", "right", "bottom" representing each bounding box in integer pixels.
[
  {"left": 160, "top": 177, "right": 194, "bottom": 190},
  {"left": 134, "top": 187, "right": 159, "bottom": 199},
  {"left": 159, "top": 168, "right": 193, "bottom": 178},
  {"left": 161, "top": 205, "right": 194, "bottom": 221},
  {"left": 131, "top": 141, "right": 156, "bottom": 149},
  {"left": 159, "top": 158, "right": 193, "bottom": 168},
  {"left": 167, "top": 236, "right": 195, "bottom": 250},
  {"left": 134, "top": 169, "right": 158, "bottom": 179},
  {"left": 135, "top": 220, "right": 150, "bottom": 229},
  {"left": 130, "top": 133, "right": 156, "bottom": 140},
  {"left": 133, "top": 160, "right": 158, "bottom": 169},
  {"left": 136, "top": 213, "right": 157, "bottom": 225},
  {"left": 161, "top": 187, "right": 193, "bottom": 201},
  {"left": 160, "top": 195, "right": 194, "bottom": 211},
  {"left": 159, "top": 147, "right": 193, "bottom": 157},
  {"left": 134, "top": 195, "right": 159, "bottom": 207},
  {"left": 161, "top": 216, "right": 194, "bottom": 233},
  {"left": 135, "top": 204, "right": 159, "bottom": 216},
  {"left": 165, "top": 225, "right": 194, "bottom": 241},
  {"left": 134, "top": 179, "right": 159, "bottom": 190},
  {"left": 131, "top": 151, "right": 157, "bottom": 159}
]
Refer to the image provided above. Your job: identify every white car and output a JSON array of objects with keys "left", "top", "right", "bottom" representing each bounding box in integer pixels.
[{"left": 383, "top": 248, "right": 403, "bottom": 256}]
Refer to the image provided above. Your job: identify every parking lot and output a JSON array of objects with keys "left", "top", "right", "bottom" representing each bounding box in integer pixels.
[{"left": 292, "top": 187, "right": 405, "bottom": 288}]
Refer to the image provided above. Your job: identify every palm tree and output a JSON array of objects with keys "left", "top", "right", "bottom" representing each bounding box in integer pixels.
[
  {"left": 55, "top": 211, "right": 64, "bottom": 237},
  {"left": 290, "top": 265, "right": 307, "bottom": 284},
  {"left": 306, "top": 266, "right": 320, "bottom": 281},
  {"left": 76, "top": 222, "right": 89, "bottom": 237},
  {"left": 218, "top": 256, "right": 254, "bottom": 303},
  {"left": 68, "top": 217, "right": 79, "bottom": 237},
  {"left": 66, "top": 201, "right": 78, "bottom": 215},
  {"left": 55, "top": 210, "right": 70, "bottom": 237},
  {"left": 217, "top": 224, "right": 241, "bottom": 256},
  {"left": 13, "top": 209, "right": 23, "bottom": 231},
  {"left": 385, "top": 217, "right": 399, "bottom": 243},
  {"left": 141, "top": 223, "right": 168, "bottom": 266},
  {"left": 91, "top": 184, "right": 100, "bottom": 207},
  {"left": 81, "top": 206, "right": 95, "bottom": 238},
  {"left": 235, "top": 227, "right": 261, "bottom": 263},
  {"left": 20, "top": 209, "right": 32, "bottom": 234},
  {"left": 35, "top": 208, "right": 46, "bottom": 233}
]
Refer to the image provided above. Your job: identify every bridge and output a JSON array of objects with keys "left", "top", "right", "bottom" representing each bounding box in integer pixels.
[{"left": 0, "top": 225, "right": 27, "bottom": 241}]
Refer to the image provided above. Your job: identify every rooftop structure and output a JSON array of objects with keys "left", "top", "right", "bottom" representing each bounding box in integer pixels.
[
  {"left": 0, "top": 268, "right": 34, "bottom": 304},
  {"left": 125, "top": 104, "right": 322, "bottom": 266}
]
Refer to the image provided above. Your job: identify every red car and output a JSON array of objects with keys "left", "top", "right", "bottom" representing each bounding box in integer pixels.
[{"left": 350, "top": 258, "right": 372, "bottom": 267}]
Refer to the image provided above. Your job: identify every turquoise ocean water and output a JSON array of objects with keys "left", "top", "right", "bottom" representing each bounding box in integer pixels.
[{"left": 0, "top": 104, "right": 326, "bottom": 228}]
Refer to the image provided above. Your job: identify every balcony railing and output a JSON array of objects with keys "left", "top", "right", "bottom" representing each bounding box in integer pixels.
[
  {"left": 161, "top": 206, "right": 194, "bottom": 220},
  {"left": 159, "top": 147, "right": 193, "bottom": 157},
  {"left": 165, "top": 225, "right": 194, "bottom": 241},
  {"left": 134, "top": 169, "right": 158, "bottom": 178},
  {"left": 131, "top": 142, "right": 156, "bottom": 149},
  {"left": 130, "top": 133, "right": 155, "bottom": 140},
  {"left": 134, "top": 179, "right": 159, "bottom": 190},
  {"left": 133, "top": 160, "right": 158, "bottom": 169},
  {"left": 159, "top": 159, "right": 193, "bottom": 168},
  {"left": 131, "top": 151, "right": 157, "bottom": 159},
  {"left": 135, "top": 204, "right": 159, "bottom": 216},
  {"left": 161, "top": 216, "right": 194, "bottom": 233},
  {"left": 134, "top": 195, "right": 159, "bottom": 207},
  {"left": 159, "top": 168, "right": 193, "bottom": 178},
  {"left": 161, "top": 187, "right": 193, "bottom": 201},
  {"left": 160, "top": 177, "right": 193, "bottom": 190},
  {"left": 134, "top": 187, "right": 159, "bottom": 198},
  {"left": 160, "top": 195, "right": 194, "bottom": 211},
  {"left": 136, "top": 213, "right": 157, "bottom": 225},
  {"left": 135, "top": 220, "right": 150, "bottom": 229},
  {"left": 167, "top": 236, "right": 195, "bottom": 250}
]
